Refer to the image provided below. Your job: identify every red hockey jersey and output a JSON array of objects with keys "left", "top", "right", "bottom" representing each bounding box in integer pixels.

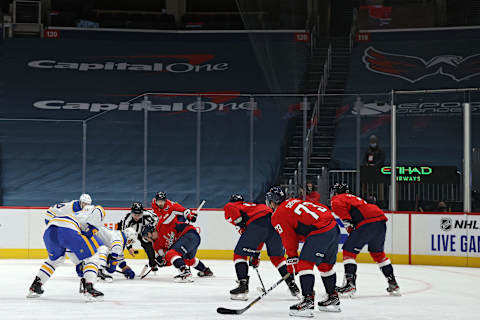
[
  {"left": 271, "top": 199, "right": 336, "bottom": 258},
  {"left": 223, "top": 201, "right": 272, "bottom": 227},
  {"left": 331, "top": 193, "right": 387, "bottom": 229},
  {"left": 151, "top": 198, "right": 187, "bottom": 224},
  {"left": 152, "top": 213, "right": 196, "bottom": 255}
]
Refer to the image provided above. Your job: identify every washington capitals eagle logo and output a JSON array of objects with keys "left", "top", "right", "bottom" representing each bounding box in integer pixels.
[{"left": 363, "top": 46, "right": 480, "bottom": 83}]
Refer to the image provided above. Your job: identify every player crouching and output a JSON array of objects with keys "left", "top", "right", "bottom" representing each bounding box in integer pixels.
[
  {"left": 141, "top": 221, "right": 213, "bottom": 282},
  {"left": 96, "top": 227, "right": 138, "bottom": 281}
]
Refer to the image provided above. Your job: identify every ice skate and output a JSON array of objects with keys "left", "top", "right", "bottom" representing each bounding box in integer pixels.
[
  {"left": 317, "top": 293, "right": 341, "bottom": 312},
  {"left": 336, "top": 274, "right": 356, "bottom": 298},
  {"left": 80, "top": 279, "right": 104, "bottom": 302},
  {"left": 197, "top": 267, "right": 214, "bottom": 277},
  {"left": 229, "top": 277, "right": 249, "bottom": 300},
  {"left": 26, "top": 276, "right": 44, "bottom": 298},
  {"left": 174, "top": 266, "right": 194, "bottom": 283},
  {"left": 289, "top": 294, "right": 314, "bottom": 317},
  {"left": 387, "top": 276, "right": 401, "bottom": 296},
  {"left": 285, "top": 274, "right": 301, "bottom": 299}
]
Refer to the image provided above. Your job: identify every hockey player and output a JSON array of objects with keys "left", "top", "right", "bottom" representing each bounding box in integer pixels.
[
  {"left": 116, "top": 202, "right": 159, "bottom": 273},
  {"left": 96, "top": 226, "right": 137, "bottom": 281},
  {"left": 330, "top": 182, "right": 400, "bottom": 297},
  {"left": 43, "top": 194, "right": 93, "bottom": 276},
  {"left": 44, "top": 193, "right": 92, "bottom": 224},
  {"left": 27, "top": 205, "right": 106, "bottom": 301},
  {"left": 224, "top": 193, "right": 300, "bottom": 300},
  {"left": 141, "top": 212, "right": 213, "bottom": 282},
  {"left": 151, "top": 191, "right": 197, "bottom": 224},
  {"left": 267, "top": 186, "right": 341, "bottom": 317}
]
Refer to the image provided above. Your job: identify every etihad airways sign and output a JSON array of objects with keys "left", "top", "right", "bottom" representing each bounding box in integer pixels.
[{"left": 27, "top": 58, "right": 229, "bottom": 73}]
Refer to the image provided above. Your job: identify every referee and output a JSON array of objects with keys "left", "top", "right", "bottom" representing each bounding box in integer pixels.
[{"left": 116, "top": 202, "right": 159, "bottom": 271}]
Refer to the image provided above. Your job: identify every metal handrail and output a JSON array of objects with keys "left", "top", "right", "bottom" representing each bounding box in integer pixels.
[
  {"left": 303, "top": 42, "right": 333, "bottom": 175},
  {"left": 349, "top": 8, "right": 358, "bottom": 52}
]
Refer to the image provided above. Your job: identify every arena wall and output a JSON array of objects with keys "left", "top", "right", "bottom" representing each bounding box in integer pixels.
[{"left": 0, "top": 208, "right": 478, "bottom": 267}]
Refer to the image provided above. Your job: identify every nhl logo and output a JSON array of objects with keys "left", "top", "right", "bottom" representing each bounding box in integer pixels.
[{"left": 440, "top": 217, "right": 452, "bottom": 231}]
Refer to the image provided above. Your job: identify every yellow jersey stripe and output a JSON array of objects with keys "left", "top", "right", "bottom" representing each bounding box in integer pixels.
[
  {"left": 45, "top": 211, "right": 55, "bottom": 217},
  {"left": 80, "top": 235, "right": 95, "bottom": 256},
  {"left": 84, "top": 265, "right": 98, "bottom": 272},
  {"left": 49, "top": 218, "right": 81, "bottom": 231},
  {"left": 41, "top": 264, "right": 54, "bottom": 274},
  {"left": 95, "top": 206, "right": 106, "bottom": 218},
  {"left": 91, "top": 237, "right": 100, "bottom": 249}
]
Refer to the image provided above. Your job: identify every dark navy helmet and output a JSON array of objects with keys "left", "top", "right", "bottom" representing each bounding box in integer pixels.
[
  {"left": 265, "top": 186, "right": 286, "bottom": 205},
  {"left": 332, "top": 182, "right": 349, "bottom": 195},
  {"left": 229, "top": 194, "right": 244, "bottom": 202},
  {"left": 141, "top": 224, "right": 156, "bottom": 241},
  {"left": 155, "top": 191, "right": 167, "bottom": 201},
  {"left": 130, "top": 202, "right": 144, "bottom": 214}
]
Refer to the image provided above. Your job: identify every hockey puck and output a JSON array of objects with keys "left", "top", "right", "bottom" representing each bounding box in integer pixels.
[{"left": 133, "top": 250, "right": 139, "bottom": 254}]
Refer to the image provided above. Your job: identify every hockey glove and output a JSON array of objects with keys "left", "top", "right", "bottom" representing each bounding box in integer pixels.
[
  {"left": 248, "top": 255, "right": 260, "bottom": 269},
  {"left": 234, "top": 226, "right": 245, "bottom": 234},
  {"left": 106, "top": 253, "right": 120, "bottom": 273},
  {"left": 183, "top": 209, "right": 197, "bottom": 223},
  {"left": 286, "top": 256, "right": 299, "bottom": 275},
  {"left": 155, "top": 255, "right": 167, "bottom": 268},
  {"left": 342, "top": 220, "right": 355, "bottom": 233},
  {"left": 123, "top": 267, "right": 135, "bottom": 279}
]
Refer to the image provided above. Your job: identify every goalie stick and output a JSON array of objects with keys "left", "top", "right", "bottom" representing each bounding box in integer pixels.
[{"left": 217, "top": 273, "right": 291, "bottom": 315}]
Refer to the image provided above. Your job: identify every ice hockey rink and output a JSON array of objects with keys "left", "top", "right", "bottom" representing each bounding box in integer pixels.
[{"left": 1, "top": 259, "right": 479, "bottom": 319}]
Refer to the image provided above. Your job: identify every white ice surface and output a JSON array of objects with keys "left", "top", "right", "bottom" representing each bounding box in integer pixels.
[{"left": 1, "top": 259, "right": 479, "bottom": 319}]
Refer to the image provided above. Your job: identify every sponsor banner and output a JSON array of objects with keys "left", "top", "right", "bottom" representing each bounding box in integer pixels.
[
  {"left": 412, "top": 214, "right": 480, "bottom": 257},
  {"left": 0, "top": 31, "right": 306, "bottom": 119},
  {"left": 361, "top": 166, "right": 459, "bottom": 184}
]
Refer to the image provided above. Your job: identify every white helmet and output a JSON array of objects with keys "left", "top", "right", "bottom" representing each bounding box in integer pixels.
[
  {"left": 124, "top": 227, "right": 137, "bottom": 245},
  {"left": 79, "top": 194, "right": 92, "bottom": 206}
]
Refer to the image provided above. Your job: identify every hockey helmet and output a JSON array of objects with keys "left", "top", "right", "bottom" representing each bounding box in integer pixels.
[
  {"left": 123, "top": 227, "right": 137, "bottom": 246},
  {"left": 141, "top": 224, "right": 156, "bottom": 242},
  {"left": 332, "top": 182, "right": 349, "bottom": 195},
  {"left": 265, "top": 186, "right": 286, "bottom": 205},
  {"left": 79, "top": 193, "right": 92, "bottom": 206},
  {"left": 155, "top": 192, "right": 167, "bottom": 201},
  {"left": 229, "top": 193, "right": 244, "bottom": 202},
  {"left": 131, "top": 202, "right": 144, "bottom": 214}
]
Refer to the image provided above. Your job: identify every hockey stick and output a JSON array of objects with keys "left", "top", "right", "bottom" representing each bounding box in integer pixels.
[
  {"left": 217, "top": 273, "right": 291, "bottom": 315},
  {"left": 100, "top": 265, "right": 124, "bottom": 275},
  {"left": 197, "top": 199, "right": 206, "bottom": 211},
  {"left": 138, "top": 264, "right": 149, "bottom": 278},
  {"left": 255, "top": 268, "right": 267, "bottom": 294},
  {"left": 140, "top": 267, "right": 153, "bottom": 279}
]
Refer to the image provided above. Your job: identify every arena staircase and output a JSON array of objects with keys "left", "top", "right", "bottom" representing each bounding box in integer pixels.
[{"left": 280, "top": 37, "right": 352, "bottom": 186}]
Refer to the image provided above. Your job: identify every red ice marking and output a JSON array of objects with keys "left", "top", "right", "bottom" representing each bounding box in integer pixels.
[{"left": 352, "top": 273, "right": 432, "bottom": 299}]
